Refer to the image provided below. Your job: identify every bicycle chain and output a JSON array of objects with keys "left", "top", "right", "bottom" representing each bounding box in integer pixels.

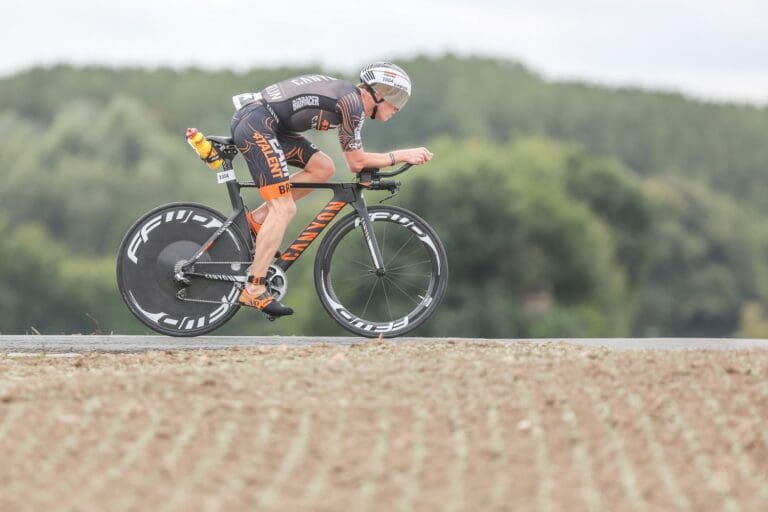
[
  {"left": 175, "top": 288, "right": 277, "bottom": 321},
  {"left": 175, "top": 262, "right": 280, "bottom": 322},
  {"left": 175, "top": 261, "right": 246, "bottom": 306},
  {"left": 193, "top": 261, "right": 252, "bottom": 267},
  {"left": 176, "top": 288, "right": 242, "bottom": 306}
]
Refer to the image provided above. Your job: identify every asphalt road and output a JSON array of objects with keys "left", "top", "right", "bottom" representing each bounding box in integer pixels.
[{"left": 1, "top": 335, "right": 768, "bottom": 353}]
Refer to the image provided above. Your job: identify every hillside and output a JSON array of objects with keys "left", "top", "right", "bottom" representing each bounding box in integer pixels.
[{"left": 1, "top": 56, "right": 767, "bottom": 337}]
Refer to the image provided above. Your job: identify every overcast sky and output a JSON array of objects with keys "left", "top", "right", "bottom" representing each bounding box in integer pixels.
[{"left": 3, "top": 0, "right": 766, "bottom": 105}]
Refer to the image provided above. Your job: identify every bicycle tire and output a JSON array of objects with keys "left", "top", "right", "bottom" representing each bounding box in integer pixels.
[
  {"left": 116, "top": 202, "right": 250, "bottom": 337},
  {"left": 314, "top": 205, "right": 448, "bottom": 337}
]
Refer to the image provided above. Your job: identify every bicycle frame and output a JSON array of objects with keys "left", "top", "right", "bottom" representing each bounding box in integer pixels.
[{"left": 180, "top": 156, "right": 386, "bottom": 279}]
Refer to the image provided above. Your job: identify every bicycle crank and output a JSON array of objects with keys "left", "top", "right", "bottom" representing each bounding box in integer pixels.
[
  {"left": 175, "top": 262, "right": 288, "bottom": 322},
  {"left": 176, "top": 262, "right": 288, "bottom": 301}
]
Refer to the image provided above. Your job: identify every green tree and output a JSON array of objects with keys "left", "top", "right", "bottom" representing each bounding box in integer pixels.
[
  {"left": 634, "top": 178, "right": 768, "bottom": 336},
  {"left": 2, "top": 58, "right": 768, "bottom": 337},
  {"left": 388, "top": 136, "right": 629, "bottom": 338},
  {"left": 0, "top": 217, "right": 126, "bottom": 334}
]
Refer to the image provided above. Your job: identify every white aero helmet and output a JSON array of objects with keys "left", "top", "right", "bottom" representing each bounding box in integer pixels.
[{"left": 359, "top": 62, "right": 412, "bottom": 110}]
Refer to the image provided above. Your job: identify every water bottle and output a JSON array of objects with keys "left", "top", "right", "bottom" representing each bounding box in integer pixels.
[{"left": 186, "top": 128, "right": 223, "bottom": 170}]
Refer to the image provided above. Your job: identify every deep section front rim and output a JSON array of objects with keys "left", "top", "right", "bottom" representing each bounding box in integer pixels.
[{"left": 314, "top": 205, "right": 448, "bottom": 337}]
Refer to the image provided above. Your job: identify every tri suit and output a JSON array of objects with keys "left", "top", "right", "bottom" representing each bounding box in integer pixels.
[{"left": 230, "top": 74, "right": 365, "bottom": 200}]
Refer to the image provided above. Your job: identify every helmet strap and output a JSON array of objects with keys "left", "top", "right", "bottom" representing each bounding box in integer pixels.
[{"left": 363, "top": 84, "right": 384, "bottom": 120}]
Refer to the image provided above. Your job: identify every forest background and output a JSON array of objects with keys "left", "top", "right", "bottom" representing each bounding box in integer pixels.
[{"left": 2, "top": 55, "right": 768, "bottom": 338}]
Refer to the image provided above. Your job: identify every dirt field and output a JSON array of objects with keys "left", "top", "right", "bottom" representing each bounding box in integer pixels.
[{"left": 1, "top": 341, "right": 767, "bottom": 512}]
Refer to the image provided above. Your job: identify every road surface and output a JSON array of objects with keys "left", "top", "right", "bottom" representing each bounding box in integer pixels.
[{"left": 1, "top": 335, "right": 767, "bottom": 353}]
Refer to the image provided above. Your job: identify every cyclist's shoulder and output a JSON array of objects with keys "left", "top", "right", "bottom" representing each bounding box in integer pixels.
[
  {"left": 285, "top": 74, "right": 351, "bottom": 86},
  {"left": 267, "top": 75, "right": 357, "bottom": 99},
  {"left": 335, "top": 86, "right": 364, "bottom": 116}
]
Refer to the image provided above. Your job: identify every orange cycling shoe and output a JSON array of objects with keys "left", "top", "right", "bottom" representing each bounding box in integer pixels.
[{"left": 239, "top": 277, "right": 293, "bottom": 317}]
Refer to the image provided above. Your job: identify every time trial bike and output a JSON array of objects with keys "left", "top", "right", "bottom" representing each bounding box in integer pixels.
[{"left": 116, "top": 135, "right": 448, "bottom": 338}]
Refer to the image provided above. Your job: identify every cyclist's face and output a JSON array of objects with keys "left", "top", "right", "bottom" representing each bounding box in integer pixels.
[{"left": 376, "top": 101, "right": 400, "bottom": 122}]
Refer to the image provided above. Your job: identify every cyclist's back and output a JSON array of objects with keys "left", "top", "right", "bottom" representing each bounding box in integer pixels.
[{"left": 233, "top": 74, "right": 364, "bottom": 143}]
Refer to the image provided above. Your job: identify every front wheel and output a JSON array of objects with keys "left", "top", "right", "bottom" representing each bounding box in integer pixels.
[{"left": 314, "top": 205, "right": 448, "bottom": 337}]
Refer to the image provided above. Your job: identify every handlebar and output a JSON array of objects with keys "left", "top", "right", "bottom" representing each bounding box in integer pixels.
[
  {"left": 376, "top": 163, "right": 413, "bottom": 178},
  {"left": 377, "top": 180, "right": 400, "bottom": 191},
  {"left": 357, "top": 163, "right": 413, "bottom": 185},
  {"left": 356, "top": 163, "right": 413, "bottom": 201}
]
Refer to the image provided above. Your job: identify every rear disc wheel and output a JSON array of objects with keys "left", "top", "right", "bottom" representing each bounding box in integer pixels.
[{"left": 116, "top": 203, "right": 250, "bottom": 336}]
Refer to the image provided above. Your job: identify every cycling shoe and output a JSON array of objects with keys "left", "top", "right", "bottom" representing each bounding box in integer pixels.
[{"left": 238, "top": 288, "right": 293, "bottom": 316}]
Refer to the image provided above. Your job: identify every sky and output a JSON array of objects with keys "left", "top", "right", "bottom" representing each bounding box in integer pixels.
[{"left": 3, "top": 0, "right": 767, "bottom": 105}]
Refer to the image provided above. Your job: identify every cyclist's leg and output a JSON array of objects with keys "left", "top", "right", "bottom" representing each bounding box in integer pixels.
[
  {"left": 247, "top": 193, "right": 295, "bottom": 302},
  {"left": 231, "top": 106, "right": 295, "bottom": 314},
  {"left": 249, "top": 134, "right": 332, "bottom": 225},
  {"left": 283, "top": 133, "right": 334, "bottom": 200}
]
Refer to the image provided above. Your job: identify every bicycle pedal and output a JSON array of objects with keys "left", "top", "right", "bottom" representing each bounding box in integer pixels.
[{"left": 265, "top": 314, "right": 277, "bottom": 322}]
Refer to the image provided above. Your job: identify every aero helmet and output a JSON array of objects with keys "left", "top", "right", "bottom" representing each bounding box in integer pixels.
[{"left": 359, "top": 62, "right": 412, "bottom": 111}]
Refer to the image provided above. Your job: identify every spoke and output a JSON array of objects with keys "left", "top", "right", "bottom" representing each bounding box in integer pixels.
[
  {"left": 332, "top": 270, "right": 377, "bottom": 303},
  {"left": 388, "top": 275, "right": 429, "bottom": 295},
  {"left": 335, "top": 254, "right": 375, "bottom": 271},
  {"left": 333, "top": 268, "right": 377, "bottom": 277},
  {"left": 384, "top": 276, "right": 424, "bottom": 307},
  {"left": 330, "top": 263, "right": 375, "bottom": 280},
  {"left": 386, "top": 243, "right": 426, "bottom": 268},
  {"left": 388, "top": 272, "right": 432, "bottom": 279},
  {"left": 332, "top": 258, "right": 377, "bottom": 273},
  {"left": 387, "top": 260, "right": 433, "bottom": 272},
  {"left": 385, "top": 273, "right": 430, "bottom": 292},
  {"left": 381, "top": 278, "right": 395, "bottom": 322},
  {"left": 387, "top": 233, "right": 416, "bottom": 267},
  {"left": 335, "top": 225, "right": 373, "bottom": 271},
  {"left": 331, "top": 271, "right": 377, "bottom": 287},
  {"left": 361, "top": 278, "right": 380, "bottom": 319},
  {"left": 380, "top": 221, "right": 388, "bottom": 263}
]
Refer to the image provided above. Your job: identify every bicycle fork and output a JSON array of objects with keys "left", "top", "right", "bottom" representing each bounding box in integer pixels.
[{"left": 351, "top": 196, "right": 386, "bottom": 274}]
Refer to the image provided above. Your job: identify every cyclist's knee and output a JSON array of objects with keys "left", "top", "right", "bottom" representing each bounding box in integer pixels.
[
  {"left": 268, "top": 195, "right": 297, "bottom": 220},
  {"left": 307, "top": 152, "right": 335, "bottom": 182}
]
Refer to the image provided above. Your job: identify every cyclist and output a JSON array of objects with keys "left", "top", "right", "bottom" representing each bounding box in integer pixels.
[{"left": 231, "top": 62, "right": 433, "bottom": 316}]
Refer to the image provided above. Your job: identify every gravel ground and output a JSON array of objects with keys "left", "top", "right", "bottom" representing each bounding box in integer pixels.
[{"left": 1, "top": 341, "right": 767, "bottom": 511}]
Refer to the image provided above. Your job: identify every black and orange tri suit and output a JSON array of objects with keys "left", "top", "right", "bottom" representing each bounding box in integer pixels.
[{"left": 230, "top": 74, "right": 365, "bottom": 200}]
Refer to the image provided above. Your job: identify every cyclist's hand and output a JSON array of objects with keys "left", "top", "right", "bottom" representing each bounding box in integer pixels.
[{"left": 400, "top": 147, "right": 433, "bottom": 165}]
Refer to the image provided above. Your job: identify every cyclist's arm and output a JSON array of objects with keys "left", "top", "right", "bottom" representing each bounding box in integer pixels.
[
  {"left": 343, "top": 148, "right": 432, "bottom": 173},
  {"left": 336, "top": 91, "right": 433, "bottom": 172}
]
